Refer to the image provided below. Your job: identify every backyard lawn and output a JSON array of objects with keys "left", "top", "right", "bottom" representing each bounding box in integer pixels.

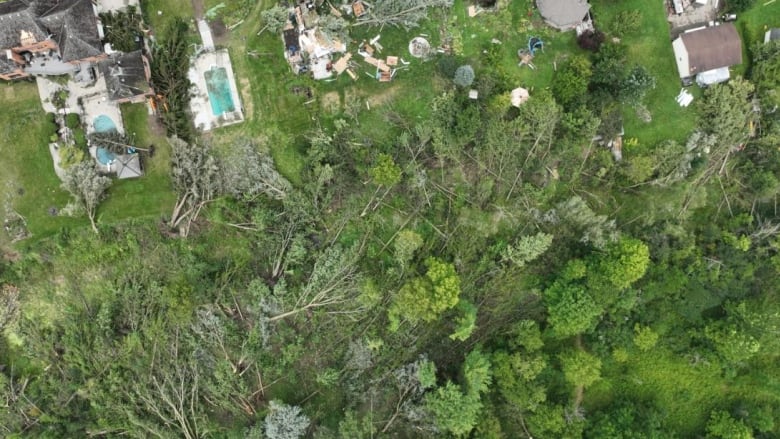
[
  {"left": 591, "top": 0, "right": 698, "bottom": 147},
  {"left": 98, "top": 104, "right": 175, "bottom": 223},
  {"left": 0, "top": 81, "right": 80, "bottom": 248}
]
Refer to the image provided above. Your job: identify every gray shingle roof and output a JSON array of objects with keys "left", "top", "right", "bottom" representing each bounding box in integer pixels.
[
  {"left": 536, "top": 0, "right": 590, "bottom": 30},
  {"left": 0, "top": 0, "right": 102, "bottom": 62},
  {"left": 98, "top": 50, "right": 151, "bottom": 101}
]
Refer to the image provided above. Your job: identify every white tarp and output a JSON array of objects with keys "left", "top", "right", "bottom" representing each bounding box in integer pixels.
[{"left": 696, "top": 67, "right": 730, "bottom": 86}]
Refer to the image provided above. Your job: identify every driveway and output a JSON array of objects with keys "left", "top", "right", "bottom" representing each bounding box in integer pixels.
[{"left": 668, "top": 0, "right": 721, "bottom": 37}]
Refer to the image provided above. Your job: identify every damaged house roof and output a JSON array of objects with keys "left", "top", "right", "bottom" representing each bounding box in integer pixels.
[
  {"left": 98, "top": 50, "right": 151, "bottom": 101},
  {"left": 0, "top": 0, "right": 103, "bottom": 62}
]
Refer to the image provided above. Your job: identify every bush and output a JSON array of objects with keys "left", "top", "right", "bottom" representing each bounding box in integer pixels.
[
  {"left": 58, "top": 146, "right": 87, "bottom": 169},
  {"left": 438, "top": 56, "right": 460, "bottom": 78},
  {"left": 577, "top": 30, "right": 606, "bottom": 52},
  {"left": 65, "top": 113, "right": 81, "bottom": 129},
  {"left": 453, "top": 65, "right": 475, "bottom": 88}
]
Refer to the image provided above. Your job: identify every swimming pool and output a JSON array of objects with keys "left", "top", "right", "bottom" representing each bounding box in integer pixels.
[
  {"left": 96, "top": 147, "right": 116, "bottom": 165},
  {"left": 93, "top": 115, "right": 117, "bottom": 133},
  {"left": 204, "top": 66, "right": 235, "bottom": 116}
]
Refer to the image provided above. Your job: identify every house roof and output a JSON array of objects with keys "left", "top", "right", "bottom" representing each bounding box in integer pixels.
[
  {"left": 0, "top": 0, "right": 102, "bottom": 62},
  {"left": 536, "top": 0, "right": 590, "bottom": 30},
  {"left": 679, "top": 24, "right": 742, "bottom": 75},
  {"left": 98, "top": 50, "right": 151, "bottom": 101}
]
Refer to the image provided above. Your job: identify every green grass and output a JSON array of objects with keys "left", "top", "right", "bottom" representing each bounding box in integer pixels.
[
  {"left": 0, "top": 82, "right": 80, "bottom": 248},
  {"left": 140, "top": 0, "right": 194, "bottom": 33},
  {"left": 98, "top": 104, "right": 175, "bottom": 223},
  {"left": 591, "top": 0, "right": 697, "bottom": 146},
  {"left": 736, "top": 0, "right": 780, "bottom": 74}
]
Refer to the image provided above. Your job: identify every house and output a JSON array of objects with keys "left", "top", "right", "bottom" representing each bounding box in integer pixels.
[
  {"left": 672, "top": 23, "right": 742, "bottom": 86},
  {"left": 765, "top": 28, "right": 780, "bottom": 43},
  {"left": 98, "top": 50, "right": 153, "bottom": 104},
  {"left": 536, "top": 0, "right": 590, "bottom": 31},
  {"left": 0, "top": 0, "right": 106, "bottom": 81}
]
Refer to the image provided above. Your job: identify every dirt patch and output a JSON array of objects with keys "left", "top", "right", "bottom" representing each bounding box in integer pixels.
[
  {"left": 367, "top": 85, "right": 400, "bottom": 108},
  {"left": 239, "top": 77, "right": 253, "bottom": 120},
  {"left": 209, "top": 18, "right": 229, "bottom": 46},
  {"left": 321, "top": 91, "right": 341, "bottom": 113}
]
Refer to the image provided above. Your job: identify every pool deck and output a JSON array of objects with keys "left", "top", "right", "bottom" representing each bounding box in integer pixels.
[
  {"left": 36, "top": 75, "right": 125, "bottom": 135},
  {"left": 188, "top": 49, "right": 244, "bottom": 131}
]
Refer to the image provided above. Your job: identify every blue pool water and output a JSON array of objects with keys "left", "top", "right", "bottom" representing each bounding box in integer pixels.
[
  {"left": 204, "top": 67, "right": 235, "bottom": 116},
  {"left": 96, "top": 147, "right": 116, "bottom": 165},
  {"left": 93, "top": 115, "right": 117, "bottom": 133}
]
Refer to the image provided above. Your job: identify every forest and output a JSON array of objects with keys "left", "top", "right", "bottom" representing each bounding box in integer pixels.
[{"left": 2, "top": 0, "right": 780, "bottom": 437}]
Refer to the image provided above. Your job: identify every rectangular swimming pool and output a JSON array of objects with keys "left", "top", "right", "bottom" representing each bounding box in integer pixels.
[{"left": 204, "top": 67, "right": 236, "bottom": 116}]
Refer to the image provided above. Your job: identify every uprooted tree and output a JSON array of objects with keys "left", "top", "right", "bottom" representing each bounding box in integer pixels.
[
  {"left": 168, "top": 137, "right": 221, "bottom": 237},
  {"left": 353, "top": 0, "right": 454, "bottom": 29}
]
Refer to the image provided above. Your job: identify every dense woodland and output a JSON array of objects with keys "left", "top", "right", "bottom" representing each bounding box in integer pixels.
[{"left": 2, "top": 1, "right": 780, "bottom": 437}]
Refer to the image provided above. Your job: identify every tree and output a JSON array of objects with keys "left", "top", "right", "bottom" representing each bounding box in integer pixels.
[
  {"left": 619, "top": 65, "right": 655, "bottom": 104},
  {"left": 219, "top": 138, "right": 291, "bottom": 201},
  {"left": 590, "top": 237, "right": 650, "bottom": 291},
  {"left": 389, "top": 257, "right": 462, "bottom": 330},
  {"left": 560, "top": 350, "right": 602, "bottom": 389},
  {"left": 577, "top": 29, "right": 605, "bottom": 52},
  {"left": 454, "top": 65, "right": 475, "bottom": 87},
  {"left": 361, "top": 153, "right": 402, "bottom": 216},
  {"left": 552, "top": 56, "right": 592, "bottom": 109},
  {"left": 449, "top": 300, "right": 477, "bottom": 341},
  {"left": 264, "top": 401, "right": 310, "bottom": 439},
  {"left": 61, "top": 161, "right": 112, "bottom": 233},
  {"left": 260, "top": 6, "right": 289, "bottom": 35},
  {"left": 503, "top": 232, "right": 553, "bottom": 268},
  {"left": 633, "top": 324, "right": 659, "bottom": 351},
  {"left": 353, "top": 0, "right": 454, "bottom": 29},
  {"left": 150, "top": 19, "right": 193, "bottom": 141},
  {"left": 699, "top": 77, "right": 754, "bottom": 150},
  {"left": 168, "top": 137, "right": 221, "bottom": 236},
  {"left": 425, "top": 382, "right": 482, "bottom": 436},
  {"left": 545, "top": 282, "right": 602, "bottom": 337},
  {"left": 706, "top": 410, "right": 754, "bottom": 439},
  {"left": 394, "top": 229, "right": 424, "bottom": 268}
]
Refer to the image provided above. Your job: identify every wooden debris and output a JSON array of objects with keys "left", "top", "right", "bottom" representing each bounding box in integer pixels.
[
  {"left": 346, "top": 68, "right": 358, "bottom": 80},
  {"left": 386, "top": 56, "right": 398, "bottom": 66},
  {"left": 333, "top": 53, "right": 352, "bottom": 74}
]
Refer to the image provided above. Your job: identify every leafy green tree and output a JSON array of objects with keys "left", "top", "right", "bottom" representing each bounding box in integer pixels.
[
  {"left": 700, "top": 77, "right": 754, "bottom": 149},
  {"left": 450, "top": 299, "right": 477, "bottom": 341},
  {"left": 633, "top": 324, "right": 659, "bottom": 351},
  {"left": 463, "top": 348, "right": 492, "bottom": 396},
  {"left": 389, "top": 258, "right": 461, "bottom": 330},
  {"left": 590, "top": 237, "right": 650, "bottom": 291},
  {"left": 560, "top": 350, "right": 602, "bottom": 389},
  {"left": 425, "top": 382, "right": 482, "bottom": 436},
  {"left": 706, "top": 410, "right": 754, "bottom": 439},
  {"left": 552, "top": 55, "right": 592, "bottom": 109},
  {"left": 394, "top": 229, "right": 424, "bottom": 268},
  {"left": 619, "top": 65, "right": 655, "bottom": 104},
  {"left": 545, "top": 282, "right": 602, "bottom": 337},
  {"left": 353, "top": 0, "right": 454, "bottom": 29}
]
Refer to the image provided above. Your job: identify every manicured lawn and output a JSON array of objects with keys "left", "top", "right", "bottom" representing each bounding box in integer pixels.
[
  {"left": 0, "top": 81, "right": 80, "bottom": 248},
  {"left": 98, "top": 104, "right": 175, "bottom": 223}
]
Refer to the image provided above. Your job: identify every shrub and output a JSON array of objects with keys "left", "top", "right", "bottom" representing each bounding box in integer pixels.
[
  {"left": 577, "top": 29, "right": 606, "bottom": 52},
  {"left": 65, "top": 113, "right": 81, "bottom": 129},
  {"left": 453, "top": 65, "right": 475, "bottom": 87}
]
